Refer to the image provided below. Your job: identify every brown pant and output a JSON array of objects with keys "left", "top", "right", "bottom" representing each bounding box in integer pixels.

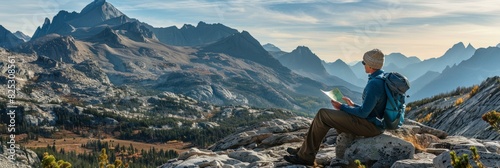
[{"left": 297, "top": 108, "right": 383, "bottom": 162}]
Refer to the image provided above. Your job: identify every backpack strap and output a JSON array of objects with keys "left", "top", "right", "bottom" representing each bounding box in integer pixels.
[
  {"left": 373, "top": 73, "right": 388, "bottom": 119},
  {"left": 384, "top": 84, "right": 398, "bottom": 112}
]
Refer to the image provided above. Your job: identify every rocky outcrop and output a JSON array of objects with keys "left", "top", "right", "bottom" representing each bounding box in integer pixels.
[
  {"left": 407, "top": 76, "right": 500, "bottom": 140},
  {"left": 344, "top": 134, "right": 415, "bottom": 167},
  {"left": 209, "top": 117, "right": 311, "bottom": 151},
  {"left": 158, "top": 116, "right": 500, "bottom": 167},
  {"left": 0, "top": 145, "right": 40, "bottom": 168}
]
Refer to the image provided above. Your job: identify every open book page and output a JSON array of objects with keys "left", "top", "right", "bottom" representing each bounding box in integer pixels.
[{"left": 321, "top": 88, "right": 346, "bottom": 104}]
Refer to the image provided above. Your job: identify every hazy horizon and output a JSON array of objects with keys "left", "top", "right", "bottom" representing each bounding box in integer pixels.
[{"left": 1, "top": 0, "right": 500, "bottom": 63}]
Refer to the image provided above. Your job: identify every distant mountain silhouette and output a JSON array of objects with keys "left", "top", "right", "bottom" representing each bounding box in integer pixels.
[
  {"left": 402, "top": 42, "right": 475, "bottom": 81},
  {"left": 410, "top": 46, "right": 500, "bottom": 101},
  {"left": 277, "top": 46, "right": 361, "bottom": 92},
  {"left": 32, "top": 0, "right": 131, "bottom": 40},
  {"left": 407, "top": 71, "right": 440, "bottom": 97},
  {"left": 13, "top": 31, "right": 31, "bottom": 42},
  {"left": 202, "top": 31, "right": 289, "bottom": 73},
  {"left": 262, "top": 43, "right": 281, "bottom": 52},
  {"left": 323, "top": 59, "right": 365, "bottom": 87},
  {"left": 350, "top": 52, "right": 420, "bottom": 84},
  {"left": 279, "top": 46, "right": 328, "bottom": 75},
  {"left": 385, "top": 52, "right": 421, "bottom": 69},
  {"left": 263, "top": 43, "right": 288, "bottom": 59},
  {"left": 150, "top": 21, "right": 238, "bottom": 46},
  {"left": 350, "top": 61, "right": 366, "bottom": 80},
  {"left": 0, "top": 25, "right": 24, "bottom": 48}
]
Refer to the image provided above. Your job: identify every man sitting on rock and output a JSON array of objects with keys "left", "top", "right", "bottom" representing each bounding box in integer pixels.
[{"left": 284, "top": 49, "right": 388, "bottom": 166}]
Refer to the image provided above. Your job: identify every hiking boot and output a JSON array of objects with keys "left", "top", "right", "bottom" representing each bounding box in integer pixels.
[
  {"left": 283, "top": 155, "right": 314, "bottom": 166},
  {"left": 335, "top": 133, "right": 355, "bottom": 158},
  {"left": 286, "top": 147, "right": 300, "bottom": 155}
]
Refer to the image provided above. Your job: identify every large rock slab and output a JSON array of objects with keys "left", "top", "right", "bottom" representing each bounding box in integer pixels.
[
  {"left": 344, "top": 133, "right": 415, "bottom": 167},
  {"left": 391, "top": 153, "right": 435, "bottom": 168},
  {"left": 159, "top": 148, "right": 247, "bottom": 168},
  {"left": 209, "top": 117, "right": 311, "bottom": 151}
]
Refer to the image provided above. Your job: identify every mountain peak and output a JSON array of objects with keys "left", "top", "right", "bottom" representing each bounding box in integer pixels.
[
  {"left": 279, "top": 45, "right": 328, "bottom": 76},
  {"left": 181, "top": 24, "right": 195, "bottom": 30},
  {"left": 451, "top": 42, "right": 465, "bottom": 49},
  {"left": 0, "top": 25, "right": 24, "bottom": 48},
  {"left": 466, "top": 43, "right": 475, "bottom": 50},
  {"left": 240, "top": 30, "right": 251, "bottom": 37},
  {"left": 262, "top": 43, "right": 282, "bottom": 52},
  {"left": 72, "top": 0, "right": 124, "bottom": 27},
  {"left": 203, "top": 31, "right": 287, "bottom": 72},
  {"left": 152, "top": 21, "right": 238, "bottom": 46},
  {"left": 13, "top": 31, "right": 31, "bottom": 42},
  {"left": 197, "top": 21, "right": 208, "bottom": 27},
  {"left": 333, "top": 59, "right": 346, "bottom": 64},
  {"left": 81, "top": 0, "right": 107, "bottom": 14},
  {"left": 386, "top": 52, "right": 406, "bottom": 58},
  {"left": 43, "top": 18, "right": 51, "bottom": 25},
  {"left": 293, "top": 46, "right": 314, "bottom": 55}
]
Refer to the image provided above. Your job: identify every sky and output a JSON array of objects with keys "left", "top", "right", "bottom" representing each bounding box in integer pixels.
[{"left": 1, "top": 0, "right": 500, "bottom": 63}]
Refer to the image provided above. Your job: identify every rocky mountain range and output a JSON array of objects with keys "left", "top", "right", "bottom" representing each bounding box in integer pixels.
[
  {"left": 274, "top": 46, "right": 362, "bottom": 92},
  {"left": 263, "top": 43, "right": 288, "bottom": 59},
  {"left": 148, "top": 21, "right": 239, "bottom": 47},
  {"left": 409, "top": 46, "right": 500, "bottom": 101},
  {"left": 32, "top": 0, "right": 130, "bottom": 40},
  {"left": 13, "top": 31, "right": 31, "bottom": 42},
  {"left": 0, "top": 0, "right": 367, "bottom": 113},
  {"left": 0, "top": 25, "right": 24, "bottom": 49},
  {"left": 0, "top": 0, "right": 500, "bottom": 167},
  {"left": 0, "top": 0, "right": 495, "bottom": 105},
  {"left": 397, "top": 42, "right": 475, "bottom": 81},
  {"left": 322, "top": 59, "right": 365, "bottom": 87}
]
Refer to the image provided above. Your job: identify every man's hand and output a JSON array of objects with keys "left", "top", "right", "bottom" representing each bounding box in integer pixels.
[
  {"left": 342, "top": 97, "right": 355, "bottom": 107},
  {"left": 331, "top": 100, "right": 342, "bottom": 110}
]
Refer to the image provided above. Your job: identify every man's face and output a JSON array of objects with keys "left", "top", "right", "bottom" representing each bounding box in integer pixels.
[{"left": 362, "top": 61, "right": 370, "bottom": 73}]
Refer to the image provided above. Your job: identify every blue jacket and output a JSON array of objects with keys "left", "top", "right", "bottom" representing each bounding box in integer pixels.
[{"left": 340, "top": 70, "right": 387, "bottom": 128}]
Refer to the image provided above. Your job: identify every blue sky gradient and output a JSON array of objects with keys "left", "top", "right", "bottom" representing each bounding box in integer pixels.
[{"left": 1, "top": 0, "right": 499, "bottom": 62}]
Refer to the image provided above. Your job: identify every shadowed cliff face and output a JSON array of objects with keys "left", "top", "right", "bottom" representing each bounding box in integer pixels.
[
  {"left": 407, "top": 76, "right": 500, "bottom": 140},
  {"left": 150, "top": 21, "right": 239, "bottom": 47},
  {"left": 0, "top": 25, "right": 24, "bottom": 48}
]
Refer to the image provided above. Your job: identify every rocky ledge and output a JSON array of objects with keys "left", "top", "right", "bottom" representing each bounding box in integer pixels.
[
  {"left": 0, "top": 145, "right": 40, "bottom": 168},
  {"left": 159, "top": 117, "right": 500, "bottom": 168}
]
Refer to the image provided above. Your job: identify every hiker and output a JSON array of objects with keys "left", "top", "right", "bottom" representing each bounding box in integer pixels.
[{"left": 284, "top": 49, "right": 388, "bottom": 166}]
